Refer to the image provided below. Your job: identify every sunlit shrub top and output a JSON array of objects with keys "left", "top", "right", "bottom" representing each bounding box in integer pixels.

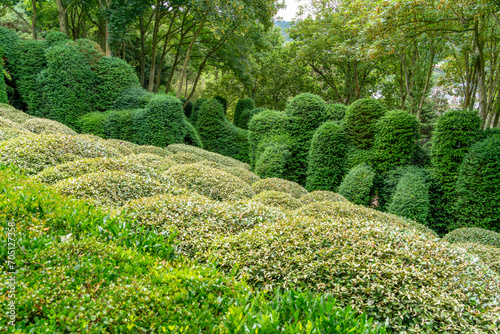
[
  {"left": 121, "top": 153, "right": 177, "bottom": 173},
  {"left": 0, "top": 127, "right": 29, "bottom": 142},
  {"left": 131, "top": 145, "right": 172, "bottom": 157},
  {"left": 252, "top": 177, "right": 308, "bottom": 199},
  {"left": 22, "top": 117, "right": 78, "bottom": 136},
  {"left": 453, "top": 242, "right": 500, "bottom": 275},
  {"left": 197, "top": 160, "right": 260, "bottom": 185},
  {"left": 0, "top": 103, "right": 34, "bottom": 123},
  {"left": 443, "top": 227, "right": 500, "bottom": 249},
  {"left": 300, "top": 190, "right": 348, "bottom": 205},
  {"left": 168, "top": 143, "right": 250, "bottom": 169},
  {"left": 171, "top": 152, "right": 204, "bottom": 164},
  {"left": 251, "top": 190, "right": 303, "bottom": 211}
]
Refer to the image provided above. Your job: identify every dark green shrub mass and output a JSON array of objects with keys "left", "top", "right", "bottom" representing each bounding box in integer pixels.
[
  {"left": 95, "top": 56, "right": 140, "bottom": 111},
  {"left": 113, "top": 86, "right": 153, "bottom": 110},
  {"left": 191, "top": 98, "right": 207, "bottom": 126},
  {"left": 214, "top": 95, "right": 227, "bottom": 112},
  {"left": 452, "top": 135, "right": 500, "bottom": 232},
  {"left": 197, "top": 98, "right": 249, "bottom": 162},
  {"left": 71, "top": 39, "right": 104, "bottom": 67},
  {"left": 248, "top": 109, "right": 290, "bottom": 167},
  {"left": 430, "top": 110, "right": 482, "bottom": 224},
  {"left": 44, "top": 31, "right": 69, "bottom": 47},
  {"left": 388, "top": 168, "right": 430, "bottom": 225},
  {"left": 284, "top": 93, "right": 327, "bottom": 184},
  {"left": 338, "top": 164, "right": 375, "bottom": 206},
  {"left": 77, "top": 112, "right": 107, "bottom": 138},
  {"left": 255, "top": 139, "right": 291, "bottom": 179},
  {"left": 139, "top": 95, "right": 187, "bottom": 148},
  {"left": 306, "top": 122, "right": 348, "bottom": 191},
  {"left": 324, "top": 103, "right": 347, "bottom": 122},
  {"left": 377, "top": 165, "right": 425, "bottom": 212},
  {"left": 344, "top": 99, "right": 387, "bottom": 150},
  {"left": 36, "top": 42, "right": 97, "bottom": 127},
  {"left": 0, "top": 26, "right": 19, "bottom": 64},
  {"left": 239, "top": 107, "right": 266, "bottom": 130},
  {"left": 234, "top": 98, "right": 255, "bottom": 128},
  {"left": 0, "top": 62, "right": 7, "bottom": 104},
  {"left": 105, "top": 109, "right": 134, "bottom": 141},
  {"left": 183, "top": 119, "right": 203, "bottom": 148},
  {"left": 371, "top": 110, "right": 419, "bottom": 173},
  {"left": 444, "top": 227, "right": 500, "bottom": 249}
]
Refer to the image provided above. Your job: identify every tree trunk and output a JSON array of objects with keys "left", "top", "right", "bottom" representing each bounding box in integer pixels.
[
  {"left": 55, "top": 0, "right": 68, "bottom": 35},
  {"left": 31, "top": 0, "right": 37, "bottom": 40},
  {"left": 176, "top": 22, "right": 204, "bottom": 99}
]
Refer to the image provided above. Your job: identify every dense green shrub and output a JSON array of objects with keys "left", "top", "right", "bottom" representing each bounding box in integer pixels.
[
  {"left": 0, "top": 116, "right": 29, "bottom": 131},
  {"left": 388, "top": 168, "right": 430, "bottom": 225},
  {"left": 443, "top": 227, "right": 500, "bottom": 249},
  {"left": 112, "top": 86, "right": 153, "bottom": 110},
  {"left": 284, "top": 93, "right": 327, "bottom": 184},
  {"left": 103, "top": 109, "right": 134, "bottom": 141},
  {"left": 183, "top": 119, "right": 203, "bottom": 148},
  {"left": 338, "top": 164, "right": 375, "bottom": 206},
  {"left": 167, "top": 143, "right": 250, "bottom": 169},
  {"left": 300, "top": 191, "right": 348, "bottom": 205},
  {"left": 251, "top": 190, "right": 303, "bottom": 210},
  {"left": 0, "top": 26, "right": 19, "bottom": 66},
  {"left": 214, "top": 95, "right": 227, "bottom": 112},
  {"left": 248, "top": 109, "right": 290, "bottom": 167},
  {"left": 431, "top": 110, "right": 482, "bottom": 200},
  {"left": 306, "top": 122, "right": 348, "bottom": 191},
  {"left": 0, "top": 60, "right": 8, "bottom": 104},
  {"left": 167, "top": 163, "right": 255, "bottom": 201},
  {"left": 171, "top": 152, "right": 204, "bottom": 164},
  {"left": 70, "top": 39, "right": 104, "bottom": 67},
  {"left": 130, "top": 145, "right": 171, "bottom": 157},
  {"left": 0, "top": 134, "right": 121, "bottom": 174},
  {"left": 44, "top": 31, "right": 69, "bottom": 47},
  {"left": 234, "top": 98, "right": 255, "bottom": 128},
  {"left": 239, "top": 107, "right": 266, "bottom": 130},
  {"left": 344, "top": 99, "right": 386, "bottom": 150},
  {"left": 453, "top": 242, "right": 500, "bottom": 275},
  {"left": 252, "top": 177, "right": 308, "bottom": 199},
  {"left": 347, "top": 146, "right": 372, "bottom": 170},
  {"left": 122, "top": 153, "right": 176, "bottom": 172},
  {"left": 371, "top": 110, "right": 419, "bottom": 173},
  {"left": 452, "top": 135, "right": 500, "bottom": 232},
  {"left": 377, "top": 165, "right": 425, "bottom": 212},
  {"left": 35, "top": 42, "right": 97, "bottom": 127},
  {"left": 324, "top": 103, "right": 347, "bottom": 122},
  {"left": 0, "top": 103, "right": 33, "bottom": 123},
  {"left": 95, "top": 56, "right": 140, "bottom": 111},
  {"left": 197, "top": 160, "right": 260, "bottom": 185},
  {"left": 196, "top": 98, "right": 249, "bottom": 162},
  {"left": 255, "top": 139, "right": 291, "bottom": 179},
  {"left": 77, "top": 111, "right": 108, "bottom": 138},
  {"left": 190, "top": 97, "right": 207, "bottom": 126},
  {"left": 0, "top": 127, "right": 27, "bottom": 141},
  {"left": 22, "top": 117, "right": 77, "bottom": 135}
]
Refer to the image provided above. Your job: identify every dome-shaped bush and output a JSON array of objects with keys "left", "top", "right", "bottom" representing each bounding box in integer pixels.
[
  {"left": 234, "top": 98, "right": 255, "bottom": 128},
  {"left": 248, "top": 110, "right": 290, "bottom": 167},
  {"left": 0, "top": 116, "right": 29, "bottom": 131},
  {"left": 306, "top": 122, "right": 348, "bottom": 191},
  {"left": 197, "top": 160, "right": 260, "bottom": 185},
  {"left": 171, "top": 152, "right": 204, "bottom": 164},
  {"left": 453, "top": 242, "right": 500, "bottom": 275},
  {"left": 105, "top": 139, "right": 136, "bottom": 155},
  {"left": 300, "top": 191, "right": 347, "bottom": 205},
  {"left": 53, "top": 171, "right": 181, "bottom": 207},
  {"left": 388, "top": 168, "right": 430, "bottom": 225},
  {"left": 0, "top": 134, "right": 121, "bottom": 174},
  {"left": 371, "top": 110, "right": 419, "bottom": 173},
  {"left": 112, "top": 86, "right": 153, "bottom": 110},
  {"left": 33, "top": 157, "right": 159, "bottom": 184},
  {"left": 285, "top": 93, "right": 327, "bottom": 184},
  {"left": 337, "top": 164, "right": 375, "bottom": 206},
  {"left": 22, "top": 118, "right": 77, "bottom": 135},
  {"left": 344, "top": 99, "right": 386, "bottom": 150},
  {"left": 0, "top": 103, "right": 33, "bottom": 123},
  {"left": 443, "top": 227, "right": 500, "bottom": 249},
  {"left": 0, "top": 127, "right": 28, "bottom": 141},
  {"left": 239, "top": 107, "right": 266, "bottom": 130},
  {"left": 254, "top": 140, "right": 291, "bottom": 179},
  {"left": 190, "top": 98, "right": 207, "bottom": 126},
  {"left": 252, "top": 177, "right": 308, "bottom": 199},
  {"left": 214, "top": 96, "right": 227, "bottom": 112},
  {"left": 183, "top": 119, "right": 203, "bottom": 148},
  {"left": 167, "top": 163, "right": 255, "bottom": 201},
  {"left": 131, "top": 145, "right": 171, "bottom": 157},
  {"left": 168, "top": 143, "right": 249, "bottom": 169},
  {"left": 251, "top": 190, "right": 303, "bottom": 211},
  {"left": 324, "top": 103, "right": 347, "bottom": 122},
  {"left": 121, "top": 153, "right": 176, "bottom": 173},
  {"left": 44, "top": 31, "right": 69, "bottom": 47},
  {"left": 452, "top": 135, "right": 500, "bottom": 232}
]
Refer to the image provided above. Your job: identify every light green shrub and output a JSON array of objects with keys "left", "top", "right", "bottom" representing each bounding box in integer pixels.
[
  {"left": 170, "top": 152, "right": 204, "bottom": 164},
  {"left": 0, "top": 127, "right": 28, "bottom": 141},
  {"left": 300, "top": 191, "right": 348, "bottom": 206},
  {"left": 0, "top": 116, "right": 30, "bottom": 131},
  {"left": 443, "top": 227, "right": 500, "bottom": 249},
  {"left": 324, "top": 103, "right": 347, "bottom": 122},
  {"left": 131, "top": 145, "right": 172, "bottom": 157},
  {"left": 338, "top": 164, "right": 375, "bottom": 206},
  {"left": 0, "top": 103, "right": 34, "bottom": 123},
  {"left": 251, "top": 190, "right": 303, "bottom": 210},
  {"left": 254, "top": 140, "right": 291, "bottom": 179},
  {"left": 22, "top": 117, "right": 78, "bottom": 135},
  {"left": 252, "top": 177, "right": 308, "bottom": 199},
  {"left": 121, "top": 153, "right": 177, "bottom": 173},
  {"left": 234, "top": 98, "right": 255, "bottom": 128},
  {"left": 168, "top": 143, "right": 250, "bottom": 169},
  {"left": 453, "top": 242, "right": 500, "bottom": 274},
  {"left": 167, "top": 163, "right": 255, "bottom": 201},
  {"left": 197, "top": 160, "right": 260, "bottom": 185}
]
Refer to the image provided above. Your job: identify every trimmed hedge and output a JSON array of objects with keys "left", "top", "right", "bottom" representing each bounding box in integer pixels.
[
  {"left": 214, "top": 95, "right": 227, "bottom": 112},
  {"left": 284, "top": 93, "right": 327, "bottom": 184},
  {"left": 255, "top": 139, "right": 291, "bottom": 179},
  {"left": 239, "top": 107, "right": 266, "bottom": 130},
  {"left": 324, "top": 103, "right": 347, "bottom": 122},
  {"left": 190, "top": 97, "right": 207, "bottom": 126},
  {"left": 0, "top": 58, "right": 8, "bottom": 104},
  {"left": 53, "top": 171, "right": 181, "bottom": 207},
  {"left": 300, "top": 191, "right": 348, "bottom": 205},
  {"left": 167, "top": 143, "right": 250, "bottom": 169},
  {"left": 0, "top": 116, "right": 29, "bottom": 131},
  {"left": 251, "top": 190, "right": 303, "bottom": 210},
  {"left": 167, "top": 163, "right": 255, "bottom": 201},
  {"left": 371, "top": 110, "right": 419, "bottom": 173},
  {"left": 170, "top": 152, "right": 204, "bottom": 164},
  {"left": 121, "top": 153, "right": 177, "bottom": 172},
  {"left": 183, "top": 119, "right": 203, "bottom": 148},
  {"left": 0, "top": 127, "right": 28, "bottom": 141},
  {"left": 443, "top": 227, "right": 500, "bottom": 249},
  {"left": 0, "top": 103, "right": 34, "bottom": 123},
  {"left": 378, "top": 165, "right": 425, "bottom": 212},
  {"left": 306, "top": 122, "right": 348, "bottom": 191},
  {"left": 452, "top": 135, "right": 500, "bottom": 232},
  {"left": 131, "top": 145, "right": 171, "bottom": 157},
  {"left": 113, "top": 86, "right": 153, "bottom": 110},
  {"left": 252, "top": 177, "right": 308, "bottom": 199},
  {"left": 453, "top": 242, "right": 500, "bottom": 275},
  {"left": 337, "top": 164, "right": 375, "bottom": 206},
  {"left": 197, "top": 160, "right": 260, "bottom": 185},
  {"left": 0, "top": 134, "right": 121, "bottom": 174},
  {"left": 344, "top": 99, "right": 386, "bottom": 150},
  {"left": 388, "top": 168, "right": 430, "bottom": 225},
  {"left": 77, "top": 111, "right": 108, "bottom": 138},
  {"left": 248, "top": 109, "right": 290, "bottom": 167},
  {"left": 22, "top": 118, "right": 77, "bottom": 135},
  {"left": 234, "top": 98, "right": 255, "bottom": 128}
]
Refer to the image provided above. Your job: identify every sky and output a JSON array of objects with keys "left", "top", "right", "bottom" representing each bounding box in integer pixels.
[{"left": 276, "top": 0, "right": 301, "bottom": 21}]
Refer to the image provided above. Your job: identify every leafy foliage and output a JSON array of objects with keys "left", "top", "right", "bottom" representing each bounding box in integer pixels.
[
  {"left": 233, "top": 98, "right": 255, "bottom": 128},
  {"left": 112, "top": 86, "right": 153, "bottom": 110},
  {"left": 239, "top": 107, "right": 266, "bottom": 130},
  {"left": 338, "top": 164, "right": 375, "bottom": 206},
  {"left": 252, "top": 177, "right": 308, "bottom": 199},
  {"left": 255, "top": 139, "right": 291, "bottom": 179},
  {"left": 344, "top": 99, "right": 386, "bottom": 150},
  {"left": 444, "top": 227, "right": 500, "bottom": 249},
  {"left": 324, "top": 103, "right": 347, "bottom": 122},
  {"left": 251, "top": 190, "right": 304, "bottom": 211}
]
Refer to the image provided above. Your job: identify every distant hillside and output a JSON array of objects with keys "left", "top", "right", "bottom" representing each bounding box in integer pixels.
[{"left": 274, "top": 21, "right": 292, "bottom": 42}]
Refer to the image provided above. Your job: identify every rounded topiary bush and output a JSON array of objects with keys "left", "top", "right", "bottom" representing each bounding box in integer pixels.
[
  {"left": 44, "top": 31, "right": 69, "bottom": 47},
  {"left": 214, "top": 96, "right": 227, "bottom": 113},
  {"left": 453, "top": 242, "right": 500, "bottom": 275},
  {"left": 300, "top": 191, "right": 347, "bottom": 206},
  {"left": 131, "top": 145, "right": 171, "bottom": 157},
  {"left": 252, "top": 178, "right": 308, "bottom": 199},
  {"left": 33, "top": 157, "right": 159, "bottom": 184},
  {"left": 113, "top": 86, "right": 153, "bottom": 110},
  {"left": 0, "top": 134, "right": 121, "bottom": 174},
  {"left": 248, "top": 110, "right": 290, "bottom": 167},
  {"left": 251, "top": 190, "right": 303, "bottom": 211},
  {"left": 344, "top": 99, "right": 387, "bottom": 150},
  {"left": 167, "top": 143, "right": 249, "bottom": 169},
  {"left": 254, "top": 140, "right": 291, "bottom": 179},
  {"left": 22, "top": 118, "right": 78, "bottom": 136},
  {"left": 0, "top": 127, "right": 28, "bottom": 141},
  {"left": 183, "top": 120, "right": 203, "bottom": 148},
  {"left": 234, "top": 98, "right": 255, "bottom": 128},
  {"left": 306, "top": 122, "right": 348, "bottom": 192},
  {"left": 170, "top": 152, "right": 204, "bottom": 164},
  {"left": 371, "top": 110, "right": 419, "bottom": 173},
  {"left": 167, "top": 163, "right": 255, "bottom": 201},
  {"left": 337, "top": 164, "right": 375, "bottom": 206},
  {"left": 77, "top": 112, "right": 108, "bottom": 138},
  {"left": 121, "top": 153, "right": 177, "bottom": 173},
  {"left": 239, "top": 107, "right": 266, "bottom": 130},
  {"left": 190, "top": 98, "right": 207, "bottom": 126},
  {"left": 387, "top": 168, "right": 430, "bottom": 225},
  {"left": 0, "top": 116, "right": 30, "bottom": 131},
  {"left": 105, "top": 139, "right": 136, "bottom": 155},
  {"left": 452, "top": 135, "right": 500, "bottom": 232},
  {"left": 53, "top": 171, "right": 181, "bottom": 207},
  {"left": 197, "top": 160, "right": 260, "bottom": 185},
  {"left": 0, "top": 103, "right": 34, "bottom": 123},
  {"left": 443, "top": 227, "right": 500, "bottom": 249},
  {"left": 285, "top": 93, "right": 327, "bottom": 184},
  {"left": 377, "top": 165, "right": 426, "bottom": 212},
  {"left": 324, "top": 103, "right": 347, "bottom": 122}
]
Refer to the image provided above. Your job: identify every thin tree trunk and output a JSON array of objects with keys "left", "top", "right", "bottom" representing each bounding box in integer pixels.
[
  {"left": 31, "top": 0, "right": 37, "bottom": 40},
  {"left": 417, "top": 40, "right": 436, "bottom": 120},
  {"left": 176, "top": 22, "right": 204, "bottom": 98},
  {"left": 55, "top": 0, "right": 68, "bottom": 35}
]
